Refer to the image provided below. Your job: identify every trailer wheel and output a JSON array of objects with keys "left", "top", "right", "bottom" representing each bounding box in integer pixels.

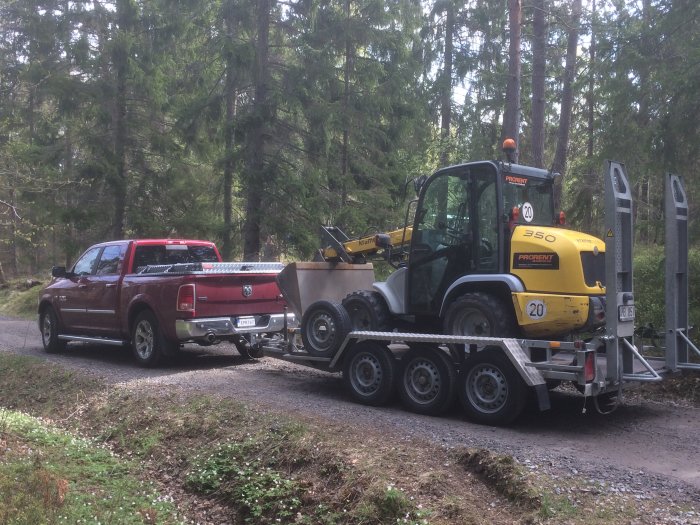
[
  {"left": 458, "top": 348, "right": 527, "bottom": 425},
  {"left": 398, "top": 346, "right": 457, "bottom": 415},
  {"left": 343, "top": 341, "right": 395, "bottom": 406},
  {"left": 40, "top": 307, "right": 67, "bottom": 354},
  {"left": 342, "top": 290, "right": 389, "bottom": 331},
  {"left": 131, "top": 310, "right": 172, "bottom": 367},
  {"left": 301, "top": 300, "right": 351, "bottom": 358},
  {"left": 443, "top": 292, "right": 517, "bottom": 337}
]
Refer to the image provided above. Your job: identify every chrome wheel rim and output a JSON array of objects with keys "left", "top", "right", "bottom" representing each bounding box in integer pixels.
[
  {"left": 41, "top": 314, "right": 52, "bottom": 346},
  {"left": 134, "top": 320, "right": 155, "bottom": 360}
]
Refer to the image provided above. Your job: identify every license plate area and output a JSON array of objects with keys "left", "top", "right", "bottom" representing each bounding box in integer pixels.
[
  {"left": 236, "top": 316, "right": 256, "bottom": 328},
  {"left": 618, "top": 305, "right": 635, "bottom": 322}
]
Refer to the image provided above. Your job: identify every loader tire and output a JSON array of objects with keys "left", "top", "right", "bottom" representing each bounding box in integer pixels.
[
  {"left": 342, "top": 290, "right": 389, "bottom": 332},
  {"left": 443, "top": 292, "right": 517, "bottom": 338},
  {"left": 301, "top": 300, "right": 352, "bottom": 358}
]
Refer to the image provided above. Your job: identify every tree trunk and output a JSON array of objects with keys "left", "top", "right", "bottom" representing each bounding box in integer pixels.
[
  {"left": 439, "top": 0, "right": 454, "bottom": 167},
  {"left": 112, "top": 0, "right": 131, "bottom": 240},
  {"left": 221, "top": 0, "right": 237, "bottom": 260},
  {"left": 243, "top": 0, "right": 273, "bottom": 261},
  {"left": 340, "top": 0, "right": 352, "bottom": 206},
  {"left": 502, "top": 0, "right": 521, "bottom": 161},
  {"left": 552, "top": 0, "right": 582, "bottom": 210},
  {"left": 530, "top": 0, "right": 546, "bottom": 168},
  {"left": 583, "top": 0, "right": 596, "bottom": 230}
]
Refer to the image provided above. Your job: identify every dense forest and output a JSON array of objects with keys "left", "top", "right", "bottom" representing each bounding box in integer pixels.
[{"left": 0, "top": 0, "right": 698, "bottom": 274}]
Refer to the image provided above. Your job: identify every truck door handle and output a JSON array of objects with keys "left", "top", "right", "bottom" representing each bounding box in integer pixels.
[
  {"left": 105, "top": 283, "right": 117, "bottom": 288},
  {"left": 78, "top": 284, "right": 87, "bottom": 289}
]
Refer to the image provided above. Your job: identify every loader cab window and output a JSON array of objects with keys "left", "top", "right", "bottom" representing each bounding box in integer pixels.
[
  {"left": 503, "top": 175, "right": 555, "bottom": 227},
  {"left": 408, "top": 164, "right": 498, "bottom": 314}
]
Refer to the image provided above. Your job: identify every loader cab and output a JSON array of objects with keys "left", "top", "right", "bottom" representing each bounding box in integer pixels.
[{"left": 406, "top": 161, "right": 556, "bottom": 315}]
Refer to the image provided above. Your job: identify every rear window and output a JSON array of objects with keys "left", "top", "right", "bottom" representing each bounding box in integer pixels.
[{"left": 132, "top": 245, "right": 219, "bottom": 273}]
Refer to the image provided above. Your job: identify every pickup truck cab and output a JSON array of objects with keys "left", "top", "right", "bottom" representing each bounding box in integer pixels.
[{"left": 38, "top": 239, "right": 295, "bottom": 366}]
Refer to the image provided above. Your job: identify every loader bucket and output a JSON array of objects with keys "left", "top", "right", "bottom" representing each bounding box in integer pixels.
[{"left": 276, "top": 262, "right": 376, "bottom": 319}]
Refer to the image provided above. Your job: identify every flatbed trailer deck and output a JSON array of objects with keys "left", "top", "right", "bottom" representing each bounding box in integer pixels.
[{"left": 260, "top": 163, "right": 699, "bottom": 425}]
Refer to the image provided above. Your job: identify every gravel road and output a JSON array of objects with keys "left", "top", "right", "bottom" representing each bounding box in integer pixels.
[{"left": 2, "top": 316, "right": 699, "bottom": 515}]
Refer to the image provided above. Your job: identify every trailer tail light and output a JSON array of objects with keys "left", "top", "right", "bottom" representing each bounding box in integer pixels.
[
  {"left": 177, "top": 283, "right": 196, "bottom": 313},
  {"left": 584, "top": 351, "right": 596, "bottom": 383}
]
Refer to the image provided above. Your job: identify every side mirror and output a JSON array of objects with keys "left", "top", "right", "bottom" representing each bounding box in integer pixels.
[
  {"left": 51, "top": 266, "right": 67, "bottom": 278},
  {"left": 413, "top": 175, "right": 428, "bottom": 195}
]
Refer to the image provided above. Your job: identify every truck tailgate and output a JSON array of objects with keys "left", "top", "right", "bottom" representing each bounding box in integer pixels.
[{"left": 193, "top": 273, "right": 284, "bottom": 318}]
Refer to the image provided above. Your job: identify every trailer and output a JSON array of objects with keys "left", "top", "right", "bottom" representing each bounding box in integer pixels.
[{"left": 261, "top": 162, "right": 700, "bottom": 425}]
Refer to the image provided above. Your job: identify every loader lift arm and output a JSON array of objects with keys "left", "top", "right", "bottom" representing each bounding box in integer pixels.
[{"left": 317, "top": 225, "right": 413, "bottom": 265}]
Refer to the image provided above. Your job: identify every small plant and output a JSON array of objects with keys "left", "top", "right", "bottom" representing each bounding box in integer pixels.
[{"left": 186, "top": 439, "right": 303, "bottom": 524}]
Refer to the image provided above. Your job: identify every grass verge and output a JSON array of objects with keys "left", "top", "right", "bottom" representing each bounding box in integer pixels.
[{"left": 0, "top": 353, "right": 698, "bottom": 524}]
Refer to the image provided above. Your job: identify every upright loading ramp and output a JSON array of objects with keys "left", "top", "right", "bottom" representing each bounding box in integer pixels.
[{"left": 665, "top": 174, "right": 700, "bottom": 371}]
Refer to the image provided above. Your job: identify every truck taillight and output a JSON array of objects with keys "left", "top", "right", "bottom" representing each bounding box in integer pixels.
[
  {"left": 584, "top": 351, "right": 596, "bottom": 383},
  {"left": 177, "top": 284, "right": 196, "bottom": 313}
]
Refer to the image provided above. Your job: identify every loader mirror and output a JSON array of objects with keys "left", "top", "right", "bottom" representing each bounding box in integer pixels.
[{"left": 413, "top": 175, "right": 428, "bottom": 195}]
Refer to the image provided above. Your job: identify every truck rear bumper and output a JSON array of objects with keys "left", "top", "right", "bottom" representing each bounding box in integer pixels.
[{"left": 175, "top": 313, "right": 297, "bottom": 341}]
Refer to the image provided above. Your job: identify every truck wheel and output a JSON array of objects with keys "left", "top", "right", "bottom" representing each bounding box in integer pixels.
[
  {"left": 342, "top": 290, "right": 389, "bottom": 331},
  {"left": 40, "top": 307, "right": 67, "bottom": 354},
  {"left": 398, "top": 346, "right": 456, "bottom": 415},
  {"left": 458, "top": 348, "right": 527, "bottom": 425},
  {"left": 343, "top": 341, "right": 395, "bottom": 406},
  {"left": 131, "top": 310, "right": 170, "bottom": 367},
  {"left": 443, "top": 292, "right": 517, "bottom": 337},
  {"left": 301, "top": 300, "right": 351, "bottom": 358}
]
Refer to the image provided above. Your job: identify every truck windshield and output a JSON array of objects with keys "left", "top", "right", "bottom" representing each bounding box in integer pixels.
[
  {"left": 502, "top": 175, "right": 554, "bottom": 226},
  {"left": 132, "top": 245, "right": 219, "bottom": 272}
]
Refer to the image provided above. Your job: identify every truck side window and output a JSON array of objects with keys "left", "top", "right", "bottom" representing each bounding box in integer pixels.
[
  {"left": 73, "top": 247, "right": 102, "bottom": 276},
  {"left": 96, "top": 245, "right": 126, "bottom": 275}
]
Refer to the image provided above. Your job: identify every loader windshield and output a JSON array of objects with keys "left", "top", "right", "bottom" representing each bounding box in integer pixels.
[{"left": 503, "top": 175, "right": 555, "bottom": 226}]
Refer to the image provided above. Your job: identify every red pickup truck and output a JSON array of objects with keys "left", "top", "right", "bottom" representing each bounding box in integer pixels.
[{"left": 37, "top": 239, "right": 296, "bottom": 366}]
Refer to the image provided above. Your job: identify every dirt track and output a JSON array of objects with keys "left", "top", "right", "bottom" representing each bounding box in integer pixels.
[{"left": 1, "top": 316, "right": 699, "bottom": 506}]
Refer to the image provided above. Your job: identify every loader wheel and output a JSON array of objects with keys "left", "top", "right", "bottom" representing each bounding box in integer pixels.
[
  {"left": 458, "top": 348, "right": 527, "bottom": 425},
  {"left": 342, "top": 290, "right": 389, "bottom": 332},
  {"left": 398, "top": 346, "right": 457, "bottom": 416},
  {"left": 301, "top": 300, "right": 352, "bottom": 358},
  {"left": 343, "top": 341, "right": 395, "bottom": 406},
  {"left": 443, "top": 292, "right": 517, "bottom": 338}
]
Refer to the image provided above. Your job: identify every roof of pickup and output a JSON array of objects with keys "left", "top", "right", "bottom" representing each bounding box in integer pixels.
[{"left": 90, "top": 239, "right": 217, "bottom": 247}]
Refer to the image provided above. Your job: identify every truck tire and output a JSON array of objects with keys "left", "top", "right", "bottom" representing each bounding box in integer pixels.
[
  {"left": 458, "top": 348, "right": 527, "bottom": 425},
  {"left": 131, "top": 310, "right": 172, "bottom": 367},
  {"left": 39, "top": 307, "right": 67, "bottom": 354},
  {"left": 398, "top": 346, "right": 457, "bottom": 416},
  {"left": 301, "top": 300, "right": 352, "bottom": 358},
  {"left": 342, "top": 290, "right": 389, "bottom": 332},
  {"left": 443, "top": 292, "right": 517, "bottom": 337},
  {"left": 343, "top": 341, "right": 396, "bottom": 406}
]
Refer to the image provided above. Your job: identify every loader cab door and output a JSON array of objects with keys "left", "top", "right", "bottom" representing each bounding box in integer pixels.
[{"left": 407, "top": 162, "right": 500, "bottom": 315}]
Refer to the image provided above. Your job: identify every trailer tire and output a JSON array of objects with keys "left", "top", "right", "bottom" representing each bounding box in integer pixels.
[
  {"left": 301, "top": 300, "right": 351, "bottom": 358},
  {"left": 342, "top": 290, "right": 389, "bottom": 331},
  {"left": 443, "top": 292, "right": 517, "bottom": 337},
  {"left": 40, "top": 307, "right": 67, "bottom": 354},
  {"left": 343, "top": 341, "right": 395, "bottom": 406},
  {"left": 398, "top": 346, "right": 457, "bottom": 416},
  {"left": 458, "top": 348, "right": 527, "bottom": 425}
]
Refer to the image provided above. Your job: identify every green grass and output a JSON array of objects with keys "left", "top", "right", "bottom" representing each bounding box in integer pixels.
[
  {"left": 0, "top": 279, "right": 44, "bottom": 319},
  {"left": 0, "top": 409, "right": 183, "bottom": 524}
]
